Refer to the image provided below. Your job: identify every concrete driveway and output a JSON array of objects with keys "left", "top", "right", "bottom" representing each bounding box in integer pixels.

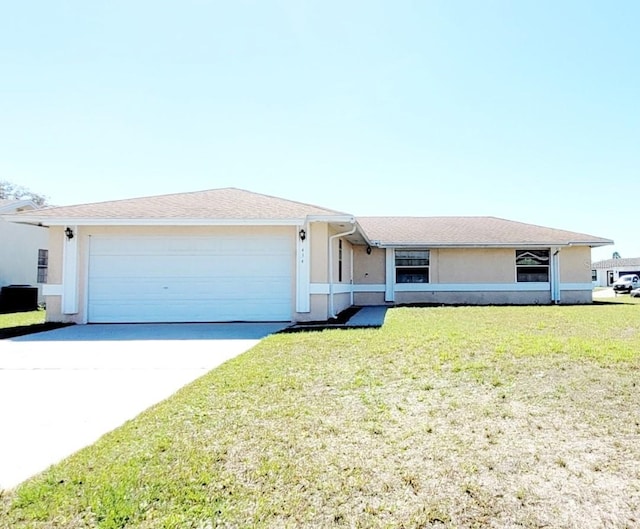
[
  {"left": 593, "top": 288, "right": 616, "bottom": 299},
  {"left": 0, "top": 323, "right": 286, "bottom": 490}
]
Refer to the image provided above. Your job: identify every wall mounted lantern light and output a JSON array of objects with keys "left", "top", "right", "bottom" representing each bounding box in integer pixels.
[
  {"left": 366, "top": 245, "right": 372, "bottom": 254},
  {"left": 299, "top": 229, "right": 306, "bottom": 241},
  {"left": 65, "top": 227, "right": 74, "bottom": 240}
]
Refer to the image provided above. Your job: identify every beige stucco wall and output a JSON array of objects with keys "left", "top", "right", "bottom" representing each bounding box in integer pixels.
[
  {"left": 437, "top": 248, "right": 516, "bottom": 283},
  {"left": 559, "top": 246, "right": 592, "bottom": 283},
  {"left": 305, "top": 295, "right": 328, "bottom": 322},
  {"left": 353, "top": 292, "right": 386, "bottom": 305},
  {"left": 352, "top": 245, "right": 594, "bottom": 307},
  {"left": 353, "top": 246, "right": 385, "bottom": 284},
  {"left": 45, "top": 225, "right": 299, "bottom": 323},
  {"left": 44, "top": 222, "right": 597, "bottom": 324}
]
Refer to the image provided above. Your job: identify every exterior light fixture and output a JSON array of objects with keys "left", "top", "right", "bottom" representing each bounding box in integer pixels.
[
  {"left": 299, "top": 229, "right": 306, "bottom": 241},
  {"left": 65, "top": 227, "right": 74, "bottom": 240},
  {"left": 366, "top": 245, "right": 372, "bottom": 255}
]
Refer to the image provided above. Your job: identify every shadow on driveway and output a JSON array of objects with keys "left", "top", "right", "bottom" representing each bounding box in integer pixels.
[{"left": 10, "top": 322, "right": 289, "bottom": 342}]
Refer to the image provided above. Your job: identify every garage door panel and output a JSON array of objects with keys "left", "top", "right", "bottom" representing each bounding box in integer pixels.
[
  {"left": 88, "top": 235, "right": 293, "bottom": 323},
  {"left": 89, "top": 276, "right": 290, "bottom": 301},
  {"left": 90, "top": 256, "right": 289, "bottom": 280},
  {"left": 89, "top": 299, "right": 291, "bottom": 323}
]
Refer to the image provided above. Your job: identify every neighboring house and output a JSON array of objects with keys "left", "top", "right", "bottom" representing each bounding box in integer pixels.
[
  {"left": 6, "top": 188, "right": 613, "bottom": 324},
  {"left": 0, "top": 199, "right": 49, "bottom": 302},
  {"left": 592, "top": 258, "right": 640, "bottom": 287}
]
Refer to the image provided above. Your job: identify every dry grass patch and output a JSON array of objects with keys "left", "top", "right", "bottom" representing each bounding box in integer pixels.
[{"left": 2, "top": 304, "right": 640, "bottom": 528}]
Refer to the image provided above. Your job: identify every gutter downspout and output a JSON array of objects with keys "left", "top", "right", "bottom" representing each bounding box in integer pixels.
[
  {"left": 551, "top": 248, "right": 561, "bottom": 304},
  {"left": 328, "top": 224, "right": 356, "bottom": 319}
]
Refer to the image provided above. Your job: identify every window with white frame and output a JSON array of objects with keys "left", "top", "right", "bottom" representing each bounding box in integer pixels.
[
  {"left": 37, "top": 249, "right": 48, "bottom": 283},
  {"left": 515, "top": 249, "right": 549, "bottom": 282},
  {"left": 395, "top": 250, "right": 429, "bottom": 283}
]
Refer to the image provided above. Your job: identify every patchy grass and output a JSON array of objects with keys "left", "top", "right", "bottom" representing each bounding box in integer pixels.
[
  {"left": 0, "top": 309, "right": 71, "bottom": 339},
  {"left": 0, "top": 310, "right": 45, "bottom": 329},
  {"left": 2, "top": 304, "right": 640, "bottom": 528}
]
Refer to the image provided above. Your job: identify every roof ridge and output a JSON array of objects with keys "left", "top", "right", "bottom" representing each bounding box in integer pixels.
[
  {"left": 227, "top": 188, "right": 350, "bottom": 215},
  {"left": 35, "top": 187, "right": 238, "bottom": 211},
  {"left": 36, "top": 187, "right": 349, "bottom": 215}
]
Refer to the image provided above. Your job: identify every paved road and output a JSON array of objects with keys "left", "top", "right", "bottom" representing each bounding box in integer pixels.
[{"left": 0, "top": 323, "right": 285, "bottom": 490}]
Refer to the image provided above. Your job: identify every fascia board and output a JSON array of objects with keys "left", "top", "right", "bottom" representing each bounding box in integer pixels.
[
  {"left": 304, "top": 215, "right": 372, "bottom": 245},
  {"left": 305, "top": 214, "right": 356, "bottom": 223},
  {"left": 372, "top": 241, "right": 612, "bottom": 249},
  {"left": 1, "top": 216, "right": 306, "bottom": 227}
]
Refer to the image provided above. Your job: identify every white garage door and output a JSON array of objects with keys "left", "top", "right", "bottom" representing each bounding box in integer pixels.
[{"left": 87, "top": 235, "right": 292, "bottom": 323}]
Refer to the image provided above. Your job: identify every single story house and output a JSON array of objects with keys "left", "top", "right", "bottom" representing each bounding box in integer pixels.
[
  {"left": 592, "top": 257, "right": 640, "bottom": 287},
  {"left": 5, "top": 188, "right": 613, "bottom": 324},
  {"left": 0, "top": 199, "right": 49, "bottom": 303}
]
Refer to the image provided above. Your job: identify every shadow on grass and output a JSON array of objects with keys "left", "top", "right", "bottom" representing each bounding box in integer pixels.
[{"left": 0, "top": 322, "right": 74, "bottom": 340}]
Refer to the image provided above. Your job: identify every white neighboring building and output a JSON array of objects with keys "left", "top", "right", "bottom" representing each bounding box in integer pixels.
[
  {"left": 0, "top": 200, "right": 49, "bottom": 302},
  {"left": 592, "top": 257, "right": 640, "bottom": 287}
]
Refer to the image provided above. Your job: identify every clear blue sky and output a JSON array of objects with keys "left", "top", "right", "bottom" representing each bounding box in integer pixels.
[{"left": 2, "top": 1, "right": 638, "bottom": 261}]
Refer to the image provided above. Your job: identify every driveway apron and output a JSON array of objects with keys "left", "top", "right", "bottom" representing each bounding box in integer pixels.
[{"left": 0, "top": 323, "right": 285, "bottom": 490}]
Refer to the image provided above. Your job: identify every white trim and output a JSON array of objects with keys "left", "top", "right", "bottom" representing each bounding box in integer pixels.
[
  {"left": 5, "top": 217, "right": 308, "bottom": 227},
  {"left": 6, "top": 214, "right": 360, "bottom": 228},
  {"left": 81, "top": 234, "right": 91, "bottom": 324},
  {"left": 62, "top": 226, "right": 79, "bottom": 314},
  {"left": 385, "top": 249, "right": 395, "bottom": 302},
  {"left": 296, "top": 224, "right": 311, "bottom": 313},
  {"left": 310, "top": 283, "right": 352, "bottom": 295},
  {"left": 306, "top": 215, "right": 356, "bottom": 223},
  {"left": 550, "top": 247, "right": 561, "bottom": 303},
  {"left": 350, "top": 246, "right": 354, "bottom": 306},
  {"left": 328, "top": 227, "right": 356, "bottom": 318},
  {"left": 309, "top": 282, "right": 592, "bottom": 295},
  {"left": 375, "top": 241, "right": 609, "bottom": 249},
  {"left": 42, "top": 284, "right": 63, "bottom": 296}
]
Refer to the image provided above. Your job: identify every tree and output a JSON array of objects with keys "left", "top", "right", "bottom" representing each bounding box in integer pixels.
[{"left": 0, "top": 181, "right": 48, "bottom": 206}]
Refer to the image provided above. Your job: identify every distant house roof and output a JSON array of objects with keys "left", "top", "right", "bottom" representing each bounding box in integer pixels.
[
  {"left": 358, "top": 216, "right": 613, "bottom": 248},
  {"left": 0, "top": 199, "right": 39, "bottom": 213},
  {"left": 592, "top": 257, "right": 640, "bottom": 269},
  {"left": 7, "top": 188, "right": 350, "bottom": 224}
]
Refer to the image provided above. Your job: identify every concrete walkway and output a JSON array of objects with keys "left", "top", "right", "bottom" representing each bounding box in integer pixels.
[
  {"left": 345, "top": 306, "right": 389, "bottom": 327},
  {"left": 0, "top": 323, "right": 285, "bottom": 490}
]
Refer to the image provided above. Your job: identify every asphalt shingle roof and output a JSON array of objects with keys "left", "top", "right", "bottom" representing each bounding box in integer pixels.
[
  {"left": 15, "top": 188, "right": 348, "bottom": 220},
  {"left": 357, "top": 216, "right": 612, "bottom": 247},
  {"left": 8, "top": 188, "right": 613, "bottom": 247},
  {"left": 592, "top": 257, "right": 640, "bottom": 269}
]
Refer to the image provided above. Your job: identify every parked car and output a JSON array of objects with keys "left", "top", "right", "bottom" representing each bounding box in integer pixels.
[
  {"left": 612, "top": 274, "right": 640, "bottom": 294},
  {"left": 631, "top": 288, "right": 640, "bottom": 298}
]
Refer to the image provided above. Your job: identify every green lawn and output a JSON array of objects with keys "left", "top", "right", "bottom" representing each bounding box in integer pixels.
[
  {"left": 2, "top": 303, "right": 640, "bottom": 528},
  {"left": 0, "top": 309, "right": 69, "bottom": 339},
  {"left": 0, "top": 309, "right": 45, "bottom": 329}
]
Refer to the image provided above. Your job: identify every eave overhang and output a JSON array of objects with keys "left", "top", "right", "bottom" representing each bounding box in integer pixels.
[{"left": 372, "top": 240, "right": 614, "bottom": 249}]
